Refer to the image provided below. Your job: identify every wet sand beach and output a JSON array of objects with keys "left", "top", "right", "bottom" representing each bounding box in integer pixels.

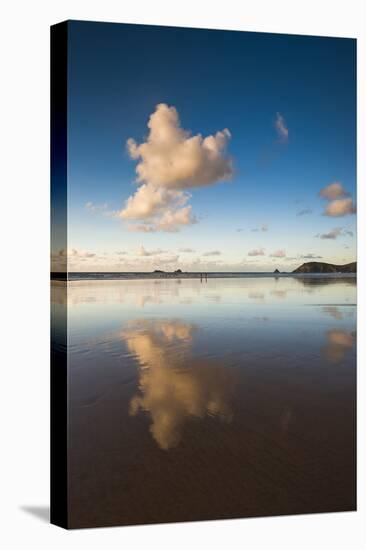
[{"left": 53, "top": 276, "right": 356, "bottom": 528}]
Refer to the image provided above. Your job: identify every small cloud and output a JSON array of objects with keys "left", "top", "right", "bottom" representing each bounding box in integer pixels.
[
  {"left": 137, "top": 245, "right": 167, "bottom": 257},
  {"left": 324, "top": 197, "right": 356, "bottom": 217},
  {"left": 203, "top": 250, "right": 221, "bottom": 257},
  {"left": 275, "top": 112, "right": 289, "bottom": 143},
  {"left": 179, "top": 248, "right": 195, "bottom": 253},
  {"left": 270, "top": 249, "right": 286, "bottom": 258},
  {"left": 127, "top": 224, "right": 157, "bottom": 233},
  {"left": 158, "top": 255, "right": 180, "bottom": 265},
  {"left": 237, "top": 228, "right": 243, "bottom": 232},
  {"left": 248, "top": 248, "right": 265, "bottom": 256},
  {"left": 319, "top": 182, "right": 349, "bottom": 200},
  {"left": 296, "top": 208, "right": 312, "bottom": 216},
  {"left": 316, "top": 227, "right": 344, "bottom": 240},
  {"left": 70, "top": 249, "right": 96, "bottom": 258},
  {"left": 300, "top": 253, "right": 323, "bottom": 259},
  {"left": 85, "top": 201, "right": 109, "bottom": 214},
  {"left": 115, "top": 250, "right": 128, "bottom": 255},
  {"left": 251, "top": 224, "right": 268, "bottom": 232}
]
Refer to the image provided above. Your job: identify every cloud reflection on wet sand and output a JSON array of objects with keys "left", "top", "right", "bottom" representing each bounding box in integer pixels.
[
  {"left": 323, "top": 328, "right": 356, "bottom": 362},
  {"left": 122, "top": 320, "right": 234, "bottom": 450}
]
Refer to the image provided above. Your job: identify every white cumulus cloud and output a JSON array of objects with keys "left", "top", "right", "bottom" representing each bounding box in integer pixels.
[{"left": 117, "top": 103, "right": 233, "bottom": 232}]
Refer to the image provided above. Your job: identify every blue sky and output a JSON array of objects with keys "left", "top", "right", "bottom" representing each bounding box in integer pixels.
[{"left": 57, "top": 20, "right": 356, "bottom": 272}]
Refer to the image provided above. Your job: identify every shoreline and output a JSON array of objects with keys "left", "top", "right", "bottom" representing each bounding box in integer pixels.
[{"left": 51, "top": 272, "right": 357, "bottom": 282}]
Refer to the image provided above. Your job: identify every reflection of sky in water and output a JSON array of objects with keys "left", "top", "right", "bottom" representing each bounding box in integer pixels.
[
  {"left": 64, "top": 277, "right": 356, "bottom": 450},
  {"left": 63, "top": 277, "right": 356, "bottom": 335},
  {"left": 58, "top": 276, "right": 356, "bottom": 526},
  {"left": 61, "top": 276, "right": 356, "bottom": 308}
]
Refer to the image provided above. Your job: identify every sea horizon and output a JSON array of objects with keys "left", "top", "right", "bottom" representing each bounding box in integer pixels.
[{"left": 51, "top": 271, "right": 357, "bottom": 282}]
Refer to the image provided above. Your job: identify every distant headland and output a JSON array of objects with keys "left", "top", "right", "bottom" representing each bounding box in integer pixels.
[{"left": 292, "top": 261, "right": 356, "bottom": 274}]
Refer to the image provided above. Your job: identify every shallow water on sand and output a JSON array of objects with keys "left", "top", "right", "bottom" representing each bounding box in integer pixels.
[{"left": 52, "top": 276, "right": 356, "bottom": 528}]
